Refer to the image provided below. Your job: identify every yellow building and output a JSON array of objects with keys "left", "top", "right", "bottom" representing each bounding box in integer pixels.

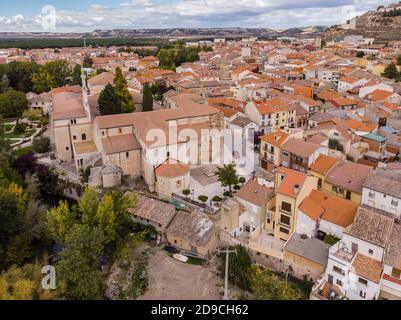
[
  {"left": 273, "top": 167, "right": 318, "bottom": 241},
  {"left": 309, "top": 155, "right": 372, "bottom": 205}
]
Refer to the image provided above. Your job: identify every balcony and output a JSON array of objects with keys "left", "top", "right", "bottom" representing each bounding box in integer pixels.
[{"left": 330, "top": 243, "right": 357, "bottom": 263}]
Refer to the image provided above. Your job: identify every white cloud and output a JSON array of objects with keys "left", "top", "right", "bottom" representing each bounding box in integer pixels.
[{"left": 0, "top": 0, "right": 394, "bottom": 32}]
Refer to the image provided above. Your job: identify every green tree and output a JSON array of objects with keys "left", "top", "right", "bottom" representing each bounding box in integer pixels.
[
  {"left": 113, "top": 67, "right": 135, "bottom": 113},
  {"left": 0, "top": 263, "right": 66, "bottom": 300},
  {"left": 220, "top": 245, "right": 252, "bottom": 290},
  {"left": 142, "top": 83, "right": 153, "bottom": 112},
  {"left": 98, "top": 84, "right": 121, "bottom": 115},
  {"left": 182, "top": 189, "right": 191, "bottom": 199},
  {"left": 216, "top": 163, "right": 239, "bottom": 195},
  {"left": 46, "top": 200, "right": 75, "bottom": 242},
  {"left": 198, "top": 195, "right": 208, "bottom": 204},
  {"left": 42, "top": 60, "right": 71, "bottom": 88},
  {"left": 79, "top": 166, "right": 92, "bottom": 184},
  {"left": 79, "top": 188, "right": 100, "bottom": 226},
  {"left": 0, "top": 74, "right": 10, "bottom": 93},
  {"left": 32, "top": 136, "right": 51, "bottom": 154},
  {"left": 4, "top": 61, "right": 40, "bottom": 92},
  {"left": 248, "top": 265, "right": 303, "bottom": 300},
  {"left": 72, "top": 64, "right": 82, "bottom": 86},
  {"left": 212, "top": 195, "right": 222, "bottom": 204},
  {"left": 31, "top": 70, "right": 55, "bottom": 93},
  {"left": 5, "top": 234, "right": 31, "bottom": 266},
  {"left": 383, "top": 62, "right": 400, "bottom": 80},
  {"left": 83, "top": 55, "right": 94, "bottom": 68},
  {"left": 0, "top": 90, "right": 28, "bottom": 118},
  {"left": 56, "top": 224, "right": 105, "bottom": 300}
]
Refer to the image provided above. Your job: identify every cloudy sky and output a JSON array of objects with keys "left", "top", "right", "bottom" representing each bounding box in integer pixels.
[{"left": 0, "top": 0, "right": 395, "bottom": 32}]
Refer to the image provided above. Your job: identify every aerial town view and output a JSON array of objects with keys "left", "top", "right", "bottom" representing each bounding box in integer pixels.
[{"left": 1, "top": 1, "right": 401, "bottom": 309}]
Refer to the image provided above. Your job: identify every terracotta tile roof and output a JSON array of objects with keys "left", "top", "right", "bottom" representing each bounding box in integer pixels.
[
  {"left": 300, "top": 190, "right": 358, "bottom": 227},
  {"left": 385, "top": 223, "right": 401, "bottom": 269},
  {"left": 214, "top": 106, "right": 239, "bottom": 118},
  {"left": 352, "top": 253, "right": 383, "bottom": 283},
  {"left": 366, "top": 89, "right": 393, "bottom": 102},
  {"left": 316, "top": 91, "right": 342, "bottom": 101},
  {"left": 155, "top": 160, "right": 190, "bottom": 178},
  {"left": 255, "top": 98, "right": 291, "bottom": 115},
  {"left": 309, "top": 154, "right": 339, "bottom": 176},
  {"left": 281, "top": 138, "right": 321, "bottom": 158},
  {"left": 299, "top": 196, "right": 324, "bottom": 221},
  {"left": 277, "top": 167, "right": 307, "bottom": 198},
  {"left": 346, "top": 207, "right": 394, "bottom": 247},
  {"left": 306, "top": 134, "right": 328, "bottom": 145},
  {"left": 236, "top": 178, "right": 274, "bottom": 207},
  {"left": 101, "top": 134, "right": 141, "bottom": 155},
  {"left": 167, "top": 211, "right": 216, "bottom": 247},
  {"left": 382, "top": 101, "right": 400, "bottom": 111},
  {"left": 363, "top": 174, "right": 401, "bottom": 199},
  {"left": 332, "top": 97, "right": 358, "bottom": 106},
  {"left": 340, "top": 76, "right": 358, "bottom": 84},
  {"left": 129, "top": 195, "right": 176, "bottom": 228},
  {"left": 73, "top": 141, "right": 98, "bottom": 155},
  {"left": 260, "top": 130, "right": 289, "bottom": 147},
  {"left": 325, "top": 161, "right": 373, "bottom": 193},
  {"left": 53, "top": 91, "right": 87, "bottom": 120},
  {"left": 88, "top": 72, "right": 114, "bottom": 86}
]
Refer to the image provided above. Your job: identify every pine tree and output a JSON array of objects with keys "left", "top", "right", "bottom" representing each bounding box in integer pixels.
[
  {"left": 72, "top": 64, "right": 82, "bottom": 86},
  {"left": 142, "top": 83, "right": 153, "bottom": 112},
  {"left": 98, "top": 84, "right": 121, "bottom": 115},
  {"left": 383, "top": 62, "right": 400, "bottom": 80},
  {"left": 113, "top": 67, "right": 135, "bottom": 113}
]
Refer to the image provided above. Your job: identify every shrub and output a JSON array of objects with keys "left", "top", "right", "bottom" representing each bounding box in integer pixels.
[
  {"left": 13, "top": 121, "right": 27, "bottom": 134},
  {"left": 324, "top": 234, "right": 340, "bottom": 245},
  {"left": 32, "top": 135, "right": 50, "bottom": 154}
]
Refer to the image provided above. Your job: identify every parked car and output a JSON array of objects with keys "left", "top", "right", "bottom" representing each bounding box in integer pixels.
[{"left": 164, "top": 245, "right": 179, "bottom": 254}]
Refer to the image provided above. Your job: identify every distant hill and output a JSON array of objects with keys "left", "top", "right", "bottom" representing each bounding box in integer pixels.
[
  {"left": 323, "top": 2, "right": 401, "bottom": 43},
  {"left": 0, "top": 26, "right": 326, "bottom": 41}
]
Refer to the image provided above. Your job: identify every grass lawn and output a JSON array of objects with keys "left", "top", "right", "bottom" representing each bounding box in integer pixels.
[
  {"left": 186, "top": 256, "right": 204, "bottom": 266},
  {"left": 15, "top": 146, "right": 33, "bottom": 157}
]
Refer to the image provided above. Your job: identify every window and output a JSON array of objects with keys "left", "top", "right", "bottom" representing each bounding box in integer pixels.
[
  {"left": 368, "top": 249, "right": 373, "bottom": 255},
  {"left": 102, "top": 131, "right": 105, "bottom": 136},
  {"left": 332, "top": 186, "right": 338, "bottom": 193},
  {"left": 119, "top": 128, "right": 122, "bottom": 134},
  {"left": 332, "top": 266, "right": 345, "bottom": 275},
  {"left": 282, "top": 152, "right": 289, "bottom": 157},
  {"left": 391, "top": 199, "right": 399, "bottom": 207},
  {"left": 176, "top": 180, "right": 182, "bottom": 187},
  {"left": 358, "top": 278, "right": 368, "bottom": 286},
  {"left": 126, "top": 152, "right": 129, "bottom": 158},
  {"left": 336, "top": 279, "right": 343, "bottom": 286},
  {"left": 66, "top": 147, "right": 69, "bottom": 151},
  {"left": 73, "top": 135, "right": 77, "bottom": 140},
  {"left": 82, "top": 134, "right": 86, "bottom": 141},
  {"left": 280, "top": 215, "right": 291, "bottom": 226},
  {"left": 279, "top": 227, "right": 289, "bottom": 234},
  {"left": 359, "top": 291, "right": 366, "bottom": 298},
  {"left": 368, "top": 192, "right": 375, "bottom": 199},
  {"left": 391, "top": 268, "right": 401, "bottom": 279},
  {"left": 281, "top": 202, "right": 292, "bottom": 213}
]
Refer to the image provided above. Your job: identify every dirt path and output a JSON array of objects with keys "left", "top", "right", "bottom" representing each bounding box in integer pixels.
[{"left": 139, "top": 249, "right": 223, "bottom": 300}]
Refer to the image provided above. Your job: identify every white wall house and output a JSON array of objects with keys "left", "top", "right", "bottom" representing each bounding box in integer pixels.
[{"left": 361, "top": 175, "right": 401, "bottom": 220}]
